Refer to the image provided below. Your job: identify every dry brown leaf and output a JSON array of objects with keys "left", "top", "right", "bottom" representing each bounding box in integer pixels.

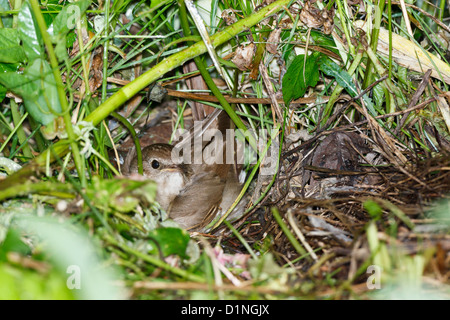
[
  {"left": 231, "top": 43, "right": 256, "bottom": 71},
  {"left": 436, "top": 95, "right": 450, "bottom": 133},
  {"left": 266, "top": 27, "right": 282, "bottom": 54},
  {"left": 355, "top": 20, "right": 450, "bottom": 84},
  {"left": 88, "top": 52, "right": 103, "bottom": 93},
  {"left": 221, "top": 9, "right": 237, "bottom": 26},
  {"left": 299, "top": 1, "right": 335, "bottom": 34}
]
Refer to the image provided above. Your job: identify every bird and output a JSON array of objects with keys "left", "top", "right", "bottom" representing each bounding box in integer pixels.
[{"left": 123, "top": 108, "right": 244, "bottom": 232}]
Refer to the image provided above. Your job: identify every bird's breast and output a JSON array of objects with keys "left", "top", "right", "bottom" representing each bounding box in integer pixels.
[{"left": 154, "top": 171, "right": 186, "bottom": 211}]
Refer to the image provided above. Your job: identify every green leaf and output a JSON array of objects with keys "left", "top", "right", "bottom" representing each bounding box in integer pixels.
[
  {"left": 282, "top": 52, "right": 322, "bottom": 105},
  {"left": 373, "top": 82, "right": 385, "bottom": 110},
  {"left": 0, "top": 62, "right": 20, "bottom": 73},
  {"left": 0, "top": 0, "right": 12, "bottom": 28},
  {"left": 148, "top": 227, "right": 190, "bottom": 258},
  {"left": 54, "top": 39, "right": 68, "bottom": 61},
  {"left": 363, "top": 200, "right": 383, "bottom": 219},
  {"left": 0, "top": 229, "right": 31, "bottom": 261},
  {"left": 0, "top": 29, "right": 26, "bottom": 63},
  {"left": 14, "top": 215, "right": 123, "bottom": 299},
  {"left": 0, "top": 85, "right": 5, "bottom": 103},
  {"left": 18, "top": 2, "right": 44, "bottom": 60},
  {"left": 398, "top": 66, "right": 408, "bottom": 85},
  {"left": 87, "top": 177, "right": 157, "bottom": 213},
  {"left": 319, "top": 57, "right": 378, "bottom": 116},
  {"left": 319, "top": 56, "right": 356, "bottom": 94},
  {"left": 47, "top": 0, "right": 91, "bottom": 61},
  {"left": 47, "top": 0, "right": 92, "bottom": 41},
  {"left": 0, "top": 58, "right": 62, "bottom": 125},
  {"left": 310, "top": 30, "right": 339, "bottom": 56},
  {"left": 0, "top": 264, "right": 75, "bottom": 299}
]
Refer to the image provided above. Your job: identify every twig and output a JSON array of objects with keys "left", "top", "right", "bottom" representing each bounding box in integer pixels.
[
  {"left": 260, "top": 63, "right": 283, "bottom": 124},
  {"left": 394, "top": 69, "right": 432, "bottom": 135},
  {"left": 283, "top": 97, "right": 437, "bottom": 158},
  {"left": 271, "top": 207, "right": 311, "bottom": 261},
  {"left": 286, "top": 210, "right": 318, "bottom": 261},
  {"left": 391, "top": 1, "right": 450, "bottom": 34}
]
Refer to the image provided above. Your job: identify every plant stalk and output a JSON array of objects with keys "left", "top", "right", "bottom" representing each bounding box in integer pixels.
[
  {"left": 10, "top": 100, "right": 33, "bottom": 159},
  {"left": 28, "top": 0, "right": 86, "bottom": 186},
  {"left": 178, "top": 0, "right": 257, "bottom": 150}
]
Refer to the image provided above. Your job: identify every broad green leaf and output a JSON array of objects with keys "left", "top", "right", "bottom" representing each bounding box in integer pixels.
[
  {"left": 54, "top": 39, "right": 69, "bottom": 61},
  {"left": 0, "top": 264, "right": 75, "bottom": 299},
  {"left": 373, "top": 82, "right": 385, "bottom": 110},
  {"left": 18, "top": 2, "right": 43, "bottom": 60},
  {"left": 14, "top": 215, "right": 124, "bottom": 299},
  {"left": 0, "top": 58, "right": 62, "bottom": 125},
  {"left": 0, "top": 228, "right": 30, "bottom": 261},
  {"left": 148, "top": 227, "right": 190, "bottom": 258},
  {"left": 319, "top": 57, "right": 378, "bottom": 116},
  {"left": 0, "top": 29, "right": 26, "bottom": 63},
  {"left": 282, "top": 52, "right": 322, "bottom": 105},
  {"left": 47, "top": 0, "right": 91, "bottom": 61},
  {"left": 21, "top": 58, "right": 62, "bottom": 124},
  {"left": 0, "top": 0, "right": 12, "bottom": 28},
  {"left": 319, "top": 56, "right": 356, "bottom": 94},
  {"left": 0, "top": 85, "right": 5, "bottom": 103},
  {"left": 47, "top": 0, "right": 92, "bottom": 41},
  {"left": 310, "top": 30, "right": 339, "bottom": 56},
  {"left": 0, "top": 62, "right": 20, "bottom": 73}
]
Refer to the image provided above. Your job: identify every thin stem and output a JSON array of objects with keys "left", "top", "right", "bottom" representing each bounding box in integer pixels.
[
  {"left": 178, "top": 0, "right": 257, "bottom": 150},
  {"left": 362, "top": 0, "right": 385, "bottom": 89},
  {"left": 335, "top": 0, "right": 355, "bottom": 56},
  {"left": 321, "top": 45, "right": 364, "bottom": 127},
  {"left": 104, "top": 233, "right": 206, "bottom": 283},
  {"left": 111, "top": 111, "right": 143, "bottom": 175},
  {"left": 9, "top": 124, "right": 41, "bottom": 159},
  {"left": 0, "top": 111, "right": 29, "bottom": 154},
  {"left": 388, "top": 0, "right": 392, "bottom": 81},
  {"left": 102, "top": 0, "right": 111, "bottom": 105},
  {"left": 84, "top": 0, "right": 292, "bottom": 126},
  {"left": 10, "top": 100, "right": 33, "bottom": 159},
  {"left": 223, "top": 220, "right": 258, "bottom": 260},
  {"left": 271, "top": 207, "right": 310, "bottom": 259},
  {"left": 28, "top": 0, "right": 86, "bottom": 186}
]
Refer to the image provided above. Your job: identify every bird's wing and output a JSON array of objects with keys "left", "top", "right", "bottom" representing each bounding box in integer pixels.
[{"left": 168, "top": 172, "right": 225, "bottom": 230}]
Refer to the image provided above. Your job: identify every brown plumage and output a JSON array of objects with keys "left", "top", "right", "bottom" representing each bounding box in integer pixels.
[{"left": 123, "top": 110, "right": 243, "bottom": 231}]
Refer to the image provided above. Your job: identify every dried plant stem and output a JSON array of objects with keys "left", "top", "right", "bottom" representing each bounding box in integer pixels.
[
  {"left": 271, "top": 207, "right": 311, "bottom": 261},
  {"left": 286, "top": 210, "right": 318, "bottom": 261}
]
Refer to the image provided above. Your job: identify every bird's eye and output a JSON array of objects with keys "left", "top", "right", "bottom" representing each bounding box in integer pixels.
[{"left": 151, "top": 159, "right": 160, "bottom": 169}]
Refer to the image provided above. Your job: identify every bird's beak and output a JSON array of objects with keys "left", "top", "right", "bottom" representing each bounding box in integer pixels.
[{"left": 162, "top": 166, "right": 181, "bottom": 173}]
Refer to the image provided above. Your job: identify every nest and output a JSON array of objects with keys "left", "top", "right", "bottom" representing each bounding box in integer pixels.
[{"left": 228, "top": 124, "right": 450, "bottom": 288}]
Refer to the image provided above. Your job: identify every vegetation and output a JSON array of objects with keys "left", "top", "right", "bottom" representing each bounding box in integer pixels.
[{"left": 0, "top": 0, "right": 449, "bottom": 299}]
